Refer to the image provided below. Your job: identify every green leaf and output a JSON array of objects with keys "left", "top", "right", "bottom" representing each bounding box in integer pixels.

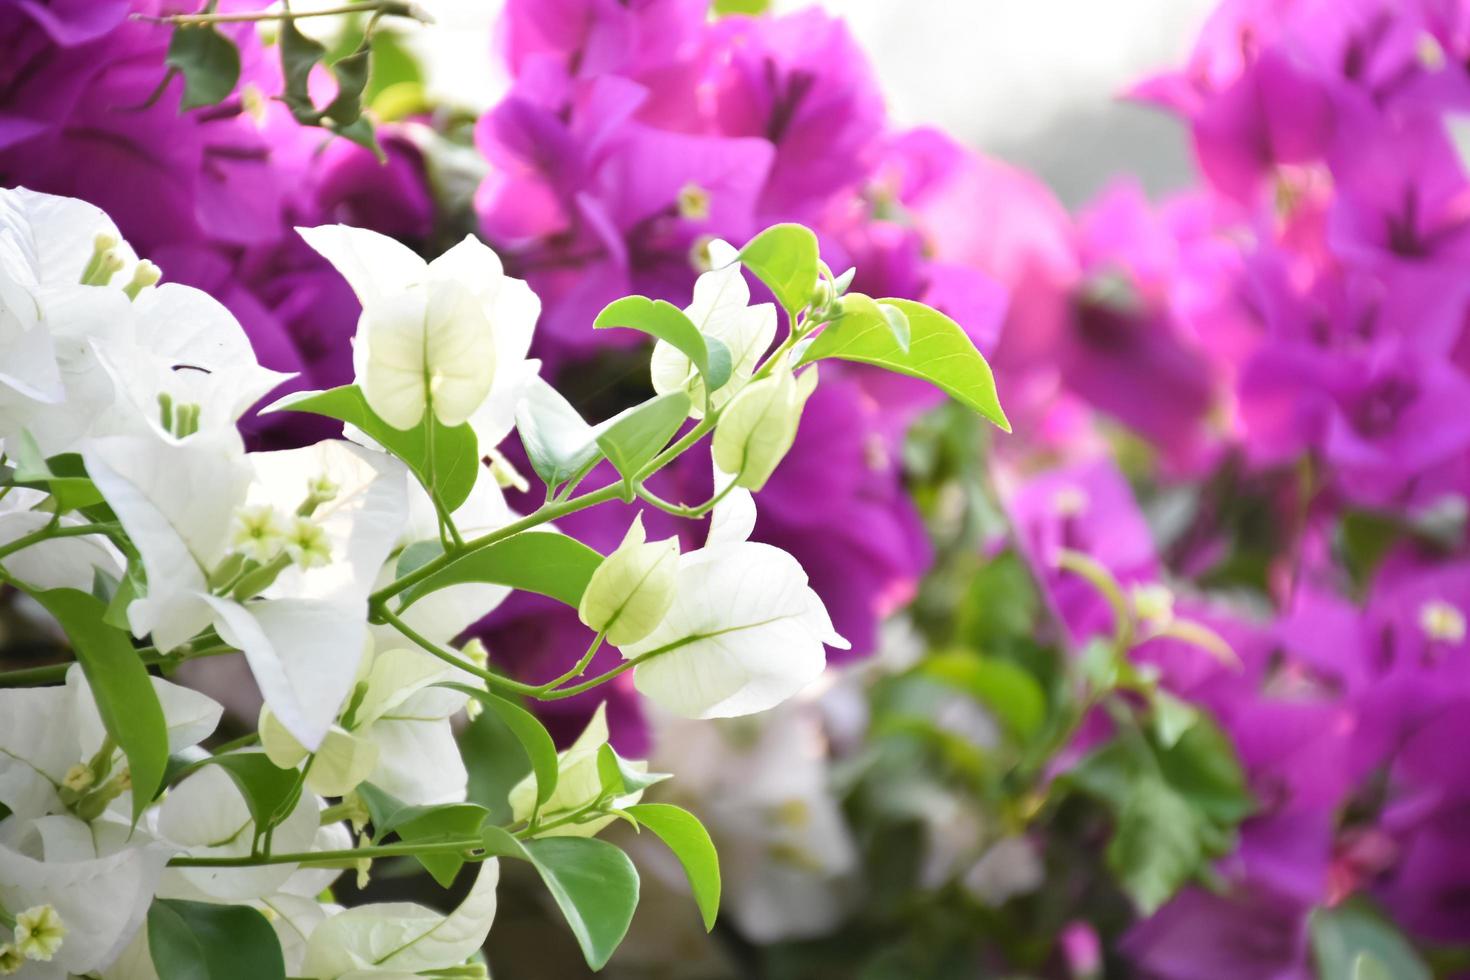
[
  {"left": 919, "top": 652, "right": 1046, "bottom": 742},
  {"left": 739, "top": 224, "right": 819, "bottom": 316},
  {"left": 395, "top": 539, "right": 445, "bottom": 578},
  {"left": 1156, "top": 714, "right": 1254, "bottom": 826},
  {"left": 1107, "top": 776, "right": 1202, "bottom": 914},
  {"left": 481, "top": 827, "right": 640, "bottom": 971},
  {"left": 595, "top": 744, "right": 669, "bottom": 796},
  {"left": 443, "top": 685, "right": 559, "bottom": 813},
  {"left": 31, "top": 589, "right": 166, "bottom": 824},
  {"left": 357, "top": 784, "right": 491, "bottom": 887},
  {"left": 1311, "top": 901, "right": 1430, "bottom": 980},
  {"left": 400, "top": 531, "right": 604, "bottom": 610},
  {"left": 166, "top": 26, "right": 241, "bottom": 111},
  {"left": 594, "top": 392, "right": 692, "bottom": 497},
  {"left": 625, "top": 803, "right": 721, "bottom": 931},
  {"left": 515, "top": 380, "right": 602, "bottom": 490},
  {"left": 278, "top": 19, "right": 382, "bottom": 157},
  {"left": 9, "top": 434, "right": 103, "bottom": 513},
  {"left": 204, "top": 752, "right": 303, "bottom": 843},
  {"left": 267, "top": 385, "right": 479, "bottom": 512},
  {"left": 147, "top": 898, "right": 286, "bottom": 980},
  {"left": 800, "top": 297, "right": 1009, "bottom": 431},
  {"left": 594, "top": 297, "right": 734, "bottom": 392}
]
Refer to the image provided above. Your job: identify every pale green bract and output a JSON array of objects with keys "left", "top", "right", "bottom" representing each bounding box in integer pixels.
[{"left": 0, "top": 186, "right": 1004, "bottom": 979}]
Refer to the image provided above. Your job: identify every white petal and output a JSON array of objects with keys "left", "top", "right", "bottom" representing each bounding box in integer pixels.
[
  {"left": 296, "top": 225, "right": 426, "bottom": 311},
  {"left": 0, "top": 509, "right": 122, "bottom": 591},
  {"left": 0, "top": 685, "right": 75, "bottom": 818},
  {"left": 205, "top": 596, "right": 368, "bottom": 751}
]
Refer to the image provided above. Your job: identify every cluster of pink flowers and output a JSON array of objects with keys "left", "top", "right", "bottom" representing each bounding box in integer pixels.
[{"left": 989, "top": 0, "right": 1470, "bottom": 970}]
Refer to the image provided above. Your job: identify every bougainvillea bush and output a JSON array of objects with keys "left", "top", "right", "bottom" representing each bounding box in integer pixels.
[{"left": 6, "top": 0, "right": 1470, "bottom": 977}]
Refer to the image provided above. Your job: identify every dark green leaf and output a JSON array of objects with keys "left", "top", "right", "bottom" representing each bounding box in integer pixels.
[
  {"left": 595, "top": 392, "right": 691, "bottom": 497},
  {"left": 1156, "top": 714, "right": 1254, "bottom": 825},
  {"left": 1311, "top": 901, "right": 1430, "bottom": 980},
  {"left": 9, "top": 435, "right": 103, "bottom": 513},
  {"left": 395, "top": 539, "right": 445, "bottom": 578},
  {"left": 594, "top": 297, "right": 733, "bottom": 392},
  {"left": 278, "top": 20, "right": 382, "bottom": 158},
  {"left": 148, "top": 899, "right": 286, "bottom": 980},
  {"left": 800, "top": 297, "right": 1009, "bottom": 431},
  {"left": 739, "top": 224, "right": 819, "bottom": 316},
  {"left": 1107, "top": 777, "right": 1202, "bottom": 914},
  {"left": 31, "top": 588, "right": 166, "bottom": 824},
  {"left": 267, "top": 385, "right": 479, "bottom": 512},
  {"left": 354, "top": 784, "right": 489, "bottom": 888},
  {"left": 400, "top": 531, "right": 603, "bottom": 610},
  {"left": 443, "top": 685, "right": 559, "bottom": 812},
  {"left": 481, "top": 827, "right": 640, "bottom": 971},
  {"left": 166, "top": 26, "right": 241, "bottom": 110},
  {"left": 625, "top": 803, "right": 721, "bottom": 931}
]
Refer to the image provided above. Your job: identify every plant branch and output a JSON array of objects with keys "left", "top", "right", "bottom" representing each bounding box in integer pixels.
[{"left": 135, "top": 2, "right": 431, "bottom": 27}]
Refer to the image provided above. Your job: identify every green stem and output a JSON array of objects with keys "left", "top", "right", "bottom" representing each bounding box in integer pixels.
[
  {"left": 538, "top": 631, "right": 606, "bottom": 691},
  {"left": 167, "top": 839, "right": 478, "bottom": 869},
  {"left": 375, "top": 604, "right": 544, "bottom": 698},
  {"left": 135, "top": 2, "right": 429, "bottom": 27},
  {"left": 635, "top": 478, "right": 736, "bottom": 520},
  {"left": 0, "top": 522, "right": 117, "bottom": 564},
  {"left": 0, "top": 643, "right": 237, "bottom": 688}
]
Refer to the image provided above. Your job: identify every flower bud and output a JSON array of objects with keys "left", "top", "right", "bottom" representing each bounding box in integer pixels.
[
  {"left": 578, "top": 514, "right": 679, "bottom": 647},
  {"left": 712, "top": 363, "right": 818, "bottom": 491},
  {"left": 0, "top": 942, "right": 22, "bottom": 974}
]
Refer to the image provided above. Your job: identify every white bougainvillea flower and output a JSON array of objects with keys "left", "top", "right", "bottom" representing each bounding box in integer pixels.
[
  {"left": 298, "top": 225, "right": 540, "bottom": 433},
  {"left": 86, "top": 436, "right": 408, "bottom": 749},
  {"left": 261, "top": 644, "right": 473, "bottom": 805},
  {"left": 619, "top": 460, "right": 848, "bottom": 718},
  {"left": 578, "top": 514, "right": 679, "bottom": 646},
  {"left": 0, "top": 667, "right": 221, "bottom": 822},
  {"left": 651, "top": 239, "right": 776, "bottom": 418},
  {"left": 154, "top": 762, "right": 323, "bottom": 904},
  {"left": 507, "top": 703, "right": 651, "bottom": 838},
  {"left": 300, "top": 859, "right": 499, "bottom": 979},
  {"left": 0, "top": 826, "right": 171, "bottom": 978}
]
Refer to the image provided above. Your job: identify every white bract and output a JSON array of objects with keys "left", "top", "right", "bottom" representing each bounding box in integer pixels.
[
  {"left": 651, "top": 240, "right": 776, "bottom": 417},
  {"left": 619, "top": 460, "right": 849, "bottom": 718},
  {"left": 298, "top": 225, "right": 540, "bottom": 436},
  {"left": 578, "top": 514, "right": 679, "bottom": 646},
  {"left": 711, "top": 360, "right": 817, "bottom": 491}
]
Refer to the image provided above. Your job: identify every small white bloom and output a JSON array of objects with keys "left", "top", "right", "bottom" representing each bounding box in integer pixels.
[
  {"left": 284, "top": 516, "right": 332, "bottom": 569},
  {"left": 14, "top": 904, "right": 65, "bottom": 961},
  {"left": 1419, "top": 599, "right": 1466, "bottom": 643},
  {"left": 230, "top": 504, "right": 289, "bottom": 563}
]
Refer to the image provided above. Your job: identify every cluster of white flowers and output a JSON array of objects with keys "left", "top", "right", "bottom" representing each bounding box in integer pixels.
[{"left": 0, "top": 189, "right": 851, "bottom": 978}]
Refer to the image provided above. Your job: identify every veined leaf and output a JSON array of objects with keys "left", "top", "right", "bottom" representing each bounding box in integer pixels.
[
  {"left": 739, "top": 224, "right": 818, "bottom": 316},
  {"left": 594, "top": 392, "right": 692, "bottom": 497},
  {"left": 399, "top": 531, "right": 604, "bottom": 610},
  {"left": 595, "top": 297, "right": 734, "bottom": 393},
  {"left": 625, "top": 802, "right": 720, "bottom": 931},
  {"left": 166, "top": 25, "right": 241, "bottom": 110},
  {"left": 515, "top": 378, "right": 602, "bottom": 490},
  {"left": 148, "top": 899, "right": 286, "bottom": 980},
  {"left": 799, "top": 297, "right": 1009, "bottom": 430},
  {"left": 443, "top": 685, "right": 560, "bottom": 813}
]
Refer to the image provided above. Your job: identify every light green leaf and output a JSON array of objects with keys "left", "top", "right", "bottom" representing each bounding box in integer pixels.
[
  {"left": 1107, "top": 777, "right": 1202, "bottom": 914},
  {"left": 444, "top": 685, "right": 560, "bottom": 813},
  {"left": 166, "top": 25, "right": 241, "bottom": 111},
  {"left": 400, "top": 530, "right": 604, "bottom": 610},
  {"left": 481, "top": 827, "right": 640, "bottom": 971},
  {"left": 515, "top": 378, "right": 602, "bottom": 490},
  {"left": 919, "top": 652, "right": 1046, "bottom": 742},
  {"left": 1156, "top": 715, "right": 1254, "bottom": 826},
  {"left": 713, "top": 0, "right": 771, "bottom": 12},
  {"left": 148, "top": 898, "right": 286, "bottom": 980},
  {"left": 625, "top": 802, "right": 721, "bottom": 931},
  {"left": 267, "top": 384, "right": 479, "bottom": 512},
  {"left": 595, "top": 744, "right": 669, "bottom": 797},
  {"left": 800, "top": 297, "right": 1009, "bottom": 430},
  {"left": 595, "top": 297, "right": 734, "bottom": 393},
  {"left": 31, "top": 588, "right": 167, "bottom": 823},
  {"left": 9, "top": 433, "right": 103, "bottom": 513},
  {"left": 878, "top": 302, "right": 910, "bottom": 352},
  {"left": 395, "top": 539, "right": 445, "bottom": 578},
  {"left": 739, "top": 224, "right": 819, "bottom": 316},
  {"left": 595, "top": 391, "right": 692, "bottom": 497},
  {"left": 1311, "top": 901, "right": 1430, "bottom": 980}
]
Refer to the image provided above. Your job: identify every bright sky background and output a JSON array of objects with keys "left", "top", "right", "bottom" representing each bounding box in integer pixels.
[{"left": 400, "top": 0, "right": 1218, "bottom": 206}]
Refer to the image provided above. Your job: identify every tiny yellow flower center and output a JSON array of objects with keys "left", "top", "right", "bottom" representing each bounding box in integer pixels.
[
  {"left": 677, "top": 183, "right": 712, "bottom": 221},
  {"left": 61, "top": 763, "right": 94, "bottom": 794},
  {"left": 1051, "top": 486, "right": 1089, "bottom": 517},
  {"left": 1132, "top": 583, "right": 1176, "bottom": 626}
]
